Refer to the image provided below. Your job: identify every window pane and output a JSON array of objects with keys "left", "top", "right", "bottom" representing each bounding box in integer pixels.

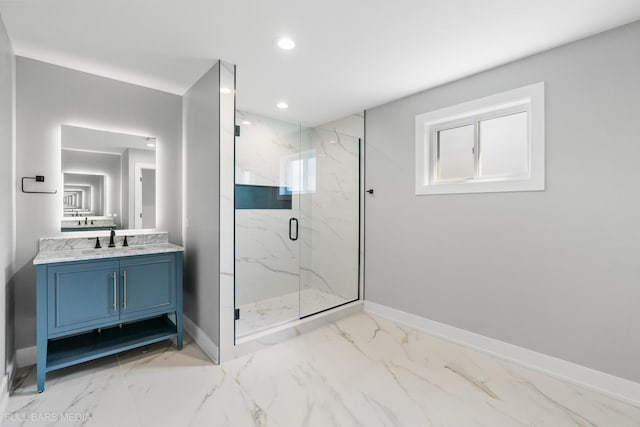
[
  {"left": 288, "top": 158, "right": 302, "bottom": 193},
  {"left": 305, "top": 157, "right": 317, "bottom": 192},
  {"left": 479, "top": 112, "right": 528, "bottom": 177},
  {"left": 437, "top": 125, "right": 475, "bottom": 180}
]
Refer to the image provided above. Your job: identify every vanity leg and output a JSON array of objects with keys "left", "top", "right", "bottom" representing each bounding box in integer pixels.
[
  {"left": 176, "top": 314, "right": 182, "bottom": 350},
  {"left": 175, "top": 308, "right": 183, "bottom": 350},
  {"left": 176, "top": 252, "right": 183, "bottom": 350},
  {"left": 37, "top": 359, "right": 45, "bottom": 393},
  {"left": 36, "top": 336, "right": 46, "bottom": 392},
  {"left": 36, "top": 265, "right": 47, "bottom": 392}
]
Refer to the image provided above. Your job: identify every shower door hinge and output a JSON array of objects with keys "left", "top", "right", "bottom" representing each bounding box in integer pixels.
[
  {"left": 234, "top": 308, "right": 240, "bottom": 320},
  {"left": 234, "top": 125, "right": 240, "bottom": 137}
]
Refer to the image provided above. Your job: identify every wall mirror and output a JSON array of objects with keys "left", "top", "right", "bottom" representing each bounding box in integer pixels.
[{"left": 60, "top": 124, "right": 156, "bottom": 232}]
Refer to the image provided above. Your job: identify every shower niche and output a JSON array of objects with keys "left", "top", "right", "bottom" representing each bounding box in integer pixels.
[{"left": 234, "top": 110, "right": 361, "bottom": 338}]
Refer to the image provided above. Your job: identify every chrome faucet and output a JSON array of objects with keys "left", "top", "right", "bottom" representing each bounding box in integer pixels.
[{"left": 108, "top": 229, "right": 116, "bottom": 248}]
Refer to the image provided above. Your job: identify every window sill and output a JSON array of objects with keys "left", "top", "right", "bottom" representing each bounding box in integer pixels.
[{"left": 415, "top": 176, "right": 544, "bottom": 195}]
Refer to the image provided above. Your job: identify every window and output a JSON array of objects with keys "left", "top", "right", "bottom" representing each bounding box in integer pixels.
[
  {"left": 280, "top": 150, "right": 317, "bottom": 194},
  {"left": 415, "top": 82, "right": 544, "bottom": 195}
]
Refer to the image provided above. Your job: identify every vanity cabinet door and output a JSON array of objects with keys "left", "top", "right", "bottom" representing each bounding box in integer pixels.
[
  {"left": 118, "top": 254, "right": 176, "bottom": 321},
  {"left": 47, "top": 260, "right": 120, "bottom": 336}
]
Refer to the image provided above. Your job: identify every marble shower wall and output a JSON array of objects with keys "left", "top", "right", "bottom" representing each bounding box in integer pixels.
[{"left": 235, "top": 110, "right": 360, "bottom": 315}]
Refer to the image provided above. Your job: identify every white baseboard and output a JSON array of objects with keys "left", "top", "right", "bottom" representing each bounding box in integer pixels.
[
  {"left": 182, "top": 314, "right": 219, "bottom": 364},
  {"left": 363, "top": 301, "right": 640, "bottom": 407},
  {"left": 15, "top": 346, "right": 36, "bottom": 368}
]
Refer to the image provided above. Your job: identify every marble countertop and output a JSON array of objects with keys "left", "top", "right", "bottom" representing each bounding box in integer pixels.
[{"left": 34, "top": 242, "right": 184, "bottom": 265}]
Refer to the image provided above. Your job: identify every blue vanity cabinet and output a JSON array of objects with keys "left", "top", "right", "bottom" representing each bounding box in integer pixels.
[
  {"left": 46, "top": 259, "right": 120, "bottom": 337},
  {"left": 118, "top": 254, "right": 176, "bottom": 321},
  {"left": 36, "top": 250, "right": 183, "bottom": 393}
]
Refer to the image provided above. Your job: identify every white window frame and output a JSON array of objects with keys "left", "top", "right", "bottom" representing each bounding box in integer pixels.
[{"left": 415, "top": 82, "right": 545, "bottom": 195}]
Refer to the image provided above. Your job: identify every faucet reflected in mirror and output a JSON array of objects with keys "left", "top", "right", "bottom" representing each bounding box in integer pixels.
[{"left": 60, "top": 124, "right": 157, "bottom": 232}]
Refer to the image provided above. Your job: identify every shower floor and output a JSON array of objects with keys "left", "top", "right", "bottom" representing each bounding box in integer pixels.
[{"left": 236, "top": 288, "right": 353, "bottom": 338}]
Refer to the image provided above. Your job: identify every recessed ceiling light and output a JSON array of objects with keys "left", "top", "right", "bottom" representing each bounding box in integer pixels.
[
  {"left": 220, "top": 87, "right": 232, "bottom": 94},
  {"left": 241, "top": 120, "right": 251, "bottom": 125},
  {"left": 277, "top": 102, "right": 289, "bottom": 109},
  {"left": 277, "top": 38, "right": 295, "bottom": 50},
  {"left": 146, "top": 143, "right": 155, "bottom": 148},
  {"left": 329, "top": 140, "right": 337, "bottom": 144}
]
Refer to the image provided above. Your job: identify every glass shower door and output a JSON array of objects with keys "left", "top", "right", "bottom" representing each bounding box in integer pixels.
[
  {"left": 298, "top": 128, "right": 360, "bottom": 317},
  {"left": 234, "top": 111, "right": 302, "bottom": 337},
  {"left": 234, "top": 111, "right": 361, "bottom": 338}
]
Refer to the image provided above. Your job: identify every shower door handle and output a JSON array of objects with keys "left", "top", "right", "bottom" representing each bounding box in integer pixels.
[{"left": 289, "top": 217, "right": 299, "bottom": 241}]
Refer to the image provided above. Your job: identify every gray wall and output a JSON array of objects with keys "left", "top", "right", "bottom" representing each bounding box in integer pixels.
[
  {"left": 0, "top": 12, "right": 15, "bottom": 384},
  {"left": 183, "top": 62, "right": 221, "bottom": 352},
  {"left": 14, "top": 58, "right": 182, "bottom": 351},
  {"left": 365, "top": 21, "right": 640, "bottom": 382}
]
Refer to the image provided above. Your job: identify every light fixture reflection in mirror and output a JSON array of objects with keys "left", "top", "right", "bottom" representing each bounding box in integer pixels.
[{"left": 60, "top": 124, "right": 157, "bottom": 232}]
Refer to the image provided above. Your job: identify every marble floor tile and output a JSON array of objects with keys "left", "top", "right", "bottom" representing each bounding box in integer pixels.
[{"left": 4, "top": 312, "right": 640, "bottom": 426}]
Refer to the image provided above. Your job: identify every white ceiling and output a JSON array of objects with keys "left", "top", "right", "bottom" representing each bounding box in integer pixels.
[
  {"left": 61, "top": 124, "right": 155, "bottom": 155},
  {"left": 1, "top": 0, "right": 639, "bottom": 126}
]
